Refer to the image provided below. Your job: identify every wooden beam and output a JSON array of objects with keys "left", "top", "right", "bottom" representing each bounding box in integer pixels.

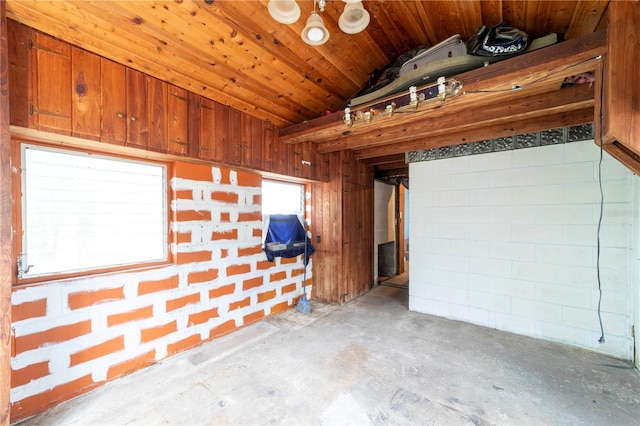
[
  {"left": 318, "top": 83, "right": 594, "bottom": 153},
  {"left": 363, "top": 153, "right": 405, "bottom": 166},
  {"left": 279, "top": 29, "right": 607, "bottom": 145},
  {"left": 355, "top": 107, "right": 594, "bottom": 159}
]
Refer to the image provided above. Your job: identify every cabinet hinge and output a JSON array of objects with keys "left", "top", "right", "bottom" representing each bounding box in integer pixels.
[
  {"left": 170, "top": 91, "right": 188, "bottom": 102},
  {"left": 198, "top": 101, "right": 215, "bottom": 111},
  {"left": 27, "top": 38, "right": 71, "bottom": 57},
  {"left": 29, "top": 104, "right": 71, "bottom": 119}
]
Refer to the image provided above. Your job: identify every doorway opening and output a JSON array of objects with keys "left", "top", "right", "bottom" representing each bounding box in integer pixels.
[{"left": 374, "top": 179, "right": 409, "bottom": 290}]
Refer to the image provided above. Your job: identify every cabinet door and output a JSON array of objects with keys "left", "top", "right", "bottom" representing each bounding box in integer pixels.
[
  {"left": 101, "top": 58, "right": 127, "bottom": 145},
  {"left": 32, "top": 31, "right": 72, "bottom": 134},
  {"left": 125, "top": 68, "right": 150, "bottom": 149},
  {"left": 198, "top": 97, "right": 217, "bottom": 160},
  {"left": 167, "top": 85, "right": 188, "bottom": 155},
  {"left": 250, "top": 116, "right": 263, "bottom": 170},
  {"left": 228, "top": 108, "right": 243, "bottom": 165},
  {"left": 261, "top": 122, "right": 276, "bottom": 172},
  {"left": 71, "top": 47, "right": 101, "bottom": 141},
  {"left": 8, "top": 20, "right": 32, "bottom": 128},
  {"left": 214, "top": 102, "right": 230, "bottom": 164},
  {"left": 148, "top": 78, "right": 167, "bottom": 153}
]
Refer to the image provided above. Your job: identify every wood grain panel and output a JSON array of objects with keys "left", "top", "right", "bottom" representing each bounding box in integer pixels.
[
  {"left": 7, "top": 20, "right": 30, "bottom": 128},
  {"left": 125, "top": 68, "right": 149, "bottom": 149},
  {"left": 166, "top": 85, "right": 188, "bottom": 156},
  {"left": 100, "top": 58, "right": 126, "bottom": 146},
  {"left": 198, "top": 96, "right": 217, "bottom": 161},
  {"left": 71, "top": 47, "right": 101, "bottom": 141},
  {"left": 33, "top": 31, "right": 71, "bottom": 134}
]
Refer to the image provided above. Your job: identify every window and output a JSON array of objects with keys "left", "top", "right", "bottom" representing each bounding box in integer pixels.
[
  {"left": 262, "top": 180, "right": 304, "bottom": 215},
  {"left": 19, "top": 144, "right": 167, "bottom": 279}
]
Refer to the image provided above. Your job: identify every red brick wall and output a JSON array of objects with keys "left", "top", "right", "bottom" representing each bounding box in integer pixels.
[{"left": 10, "top": 162, "right": 311, "bottom": 422}]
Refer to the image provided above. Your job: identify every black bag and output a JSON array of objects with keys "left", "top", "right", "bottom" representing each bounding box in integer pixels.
[{"left": 467, "top": 23, "right": 529, "bottom": 57}]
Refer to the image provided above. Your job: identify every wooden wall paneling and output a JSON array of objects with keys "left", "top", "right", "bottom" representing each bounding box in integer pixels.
[
  {"left": 7, "top": 20, "right": 30, "bottom": 128},
  {"left": 249, "top": 115, "right": 263, "bottom": 170},
  {"left": 228, "top": 108, "right": 242, "bottom": 165},
  {"left": 125, "top": 68, "right": 149, "bottom": 149},
  {"left": 261, "top": 122, "right": 275, "bottom": 173},
  {"left": 341, "top": 178, "right": 352, "bottom": 304},
  {"left": 214, "top": 102, "right": 229, "bottom": 164},
  {"left": 239, "top": 112, "right": 253, "bottom": 167},
  {"left": 100, "top": 58, "right": 126, "bottom": 146},
  {"left": 198, "top": 96, "right": 217, "bottom": 161},
  {"left": 289, "top": 143, "right": 302, "bottom": 178},
  {"left": 33, "top": 30, "right": 71, "bottom": 134},
  {"left": 71, "top": 46, "right": 101, "bottom": 141},
  {"left": 166, "top": 84, "right": 188, "bottom": 156},
  {"left": 186, "top": 91, "right": 200, "bottom": 159},
  {"left": 147, "top": 78, "right": 166, "bottom": 153},
  {"left": 272, "top": 130, "right": 287, "bottom": 175}
]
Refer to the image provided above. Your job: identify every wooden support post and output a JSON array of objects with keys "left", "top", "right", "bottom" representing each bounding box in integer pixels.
[{"left": 0, "top": 0, "right": 13, "bottom": 424}]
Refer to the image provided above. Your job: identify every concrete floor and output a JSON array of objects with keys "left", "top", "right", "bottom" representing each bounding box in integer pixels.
[{"left": 19, "top": 285, "right": 640, "bottom": 425}]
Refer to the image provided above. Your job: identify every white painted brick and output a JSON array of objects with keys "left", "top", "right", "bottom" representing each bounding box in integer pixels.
[
  {"left": 563, "top": 140, "right": 597, "bottom": 163},
  {"left": 537, "top": 162, "right": 594, "bottom": 185},
  {"left": 409, "top": 296, "right": 451, "bottom": 317},
  {"left": 536, "top": 204, "right": 593, "bottom": 225},
  {"left": 411, "top": 192, "right": 433, "bottom": 208},
  {"left": 450, "top": 239, "right": 489, "bottom": 258},
  {"left": 596, "top": 289, "right": 631, "bottom": 315},
  {"left": 447, "top": 271, "right": 490, "bottom": 291},
  {"left": 468, "top": 187, "right": 512, "bottom": 206},
  {"left": 511, "top": 261, "right": 564, "bottom": 284},
  {"left": 431, "top": 223, "right": 468, "bottom": 240},
  {"left": 410, "top": 268, "right": 451, "bottom": 291},
  {"left": 450, "top": 171, "right": 491, "bottom": 190},
  {"left": 420, "top": 174, "right": 452, "bottom": 192},
  {"left": 412, "top": 207, "right": 451, "bottom": 224},
  {"left": 433, "top": 190, "right": 468, "bottom": 207},
  {"left": 429, "top": 155, "right": 469, "bottom": 175},
  {"left": 598, "top": 158, "right": 630, "bottom": 181},
  {"left": 511, "top": 298, "right": 562, "bottom": 323},
  {"left": 468, "top": 150, "right": 512, "bottom": 172},
  {"left": 512, "top": 184, "right": 563, "bottom": 205},
  {"left": 535, "top": 245, "right": 594, "bottom": 267},
  {"left": 422, "top": 283, "right": 469, "bottom": 305},
  {"left": 512, "top": 144, "right": 564, "bottom": 168},
  {"left": 599, "top": 247, "right": 631, "bottom": 270},
  {"left": 489, "top": 277, "right": 537, "bottom": 299},
  {"left": 562, "top": 306, "right": 629, "bottom": 337},
  {"left": 537, "top": 283, "right": 592, "bottom": 309},
  {"left": 490, "top": 167, "right": 537, "bottom": 188},
  {"left": 488, "top": 312, "right": 536, "bottom": 335},
  {"left": 467, "top": 223, "right": 511, "bottom": 241},
  {"left": 450, "top": 206, "right": 491, "bottom": 223},
  {"left": 535, "top": 321, "right": 593, "bottom": 347},
  {"left": 411, "top": 237, "right": 451, "bottom": 255},
  {"left": 469, "top": 290, "right": 511, "bottom": 313},
  {"left": 469, "top": 257, "right": 511, "bottom": 278},
  {"left": 564, "top": 180, "right": 629, "bottom": 204},
  {"left": 490, "top": 241, "right": 535, "bottom": 261},
  {"left": 489, "top": 205, "right": 536, "bottom": 224},
  {"left": 426, "top": 253, "right": 470, "bottom": 273},
  {"left": 410, "top": 161, "right": 434, "bottom": 179},
  {"left": 512, "top": 224, "right": 563, "bottom": 244},
  {"left": 449, "top": 304, "right": 489, "bottom": 326},
  {"left": 599, "top": 203, "right": 631, "bottom": 225}
]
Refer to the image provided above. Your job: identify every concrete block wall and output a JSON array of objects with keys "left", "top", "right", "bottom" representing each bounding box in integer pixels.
[
  {"left": 10, "top": 162, "right": 311, "bottom": 422},
  {"left": 409, "top": 140, "right": 634, "bottom": 359}
]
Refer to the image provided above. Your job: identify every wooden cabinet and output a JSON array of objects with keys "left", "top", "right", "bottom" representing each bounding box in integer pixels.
[
  {"left": 166, "top": 85, "right": 188, "bottom": 155},
  {"left": 71, "top": 47, "right": 101, "bottom": 140},
  {"left": 197, "top": 96, "right": 217, "bottom": 160},
  {"left": 100, "top": 58, "right": 127, "bottom": 145},
  {"left": 598, "top": 1, "right": 640, "bottom": 174}
]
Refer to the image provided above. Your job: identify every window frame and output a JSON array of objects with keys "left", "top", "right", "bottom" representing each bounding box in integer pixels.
[
  {"left": 261, "top": 179, "right": 305, "bottom": 216},
  {"left": 12, "top": 137, "right": 173, "bottom": 285}
]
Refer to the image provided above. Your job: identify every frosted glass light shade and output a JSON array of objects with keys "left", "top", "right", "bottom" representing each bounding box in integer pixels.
[
  {"left": 301, "top": 12, "right": 330, "bottom": 45},
  {"left": 339, "top": 0, "right": 370, "bottom": 34},
  {"left": 268, "top": 0, "right": 301, "bottom": 24}
]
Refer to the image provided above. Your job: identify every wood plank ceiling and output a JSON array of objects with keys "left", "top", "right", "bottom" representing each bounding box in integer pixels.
[{"left": 6, "top": 0, "right": 609, "bottom": 178}]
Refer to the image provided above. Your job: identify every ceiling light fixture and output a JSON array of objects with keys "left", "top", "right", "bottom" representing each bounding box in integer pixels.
[
  {"left": 338, "top": 0, "right": 370, "bottom": 34},
  {"left": 267, "top": 0, "right": 301, "bottom": 24},
  {"left": 267, "top": 0, "right": 370, "bottom": 47}
]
